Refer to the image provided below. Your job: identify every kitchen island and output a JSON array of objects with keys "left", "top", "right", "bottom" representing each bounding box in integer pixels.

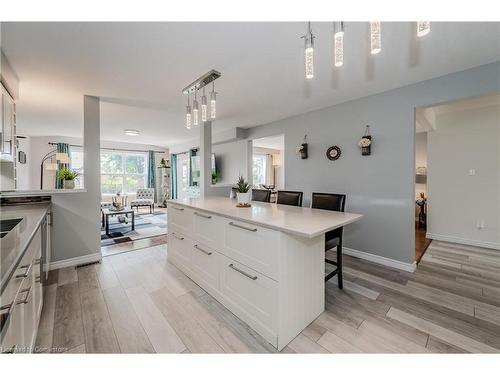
[{"left": 167, "top": 197, "right": 362, "bottom": 350}]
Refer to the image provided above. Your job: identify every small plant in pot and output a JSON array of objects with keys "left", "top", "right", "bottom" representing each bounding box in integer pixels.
[
  {"left": 57, "top": 168, "right": 80, "bottom": 189},
  {"left": 235, "top": 176, "right": 251, "bottom": 206}
]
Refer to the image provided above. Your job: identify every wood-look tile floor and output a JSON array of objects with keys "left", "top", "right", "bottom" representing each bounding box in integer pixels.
[{"left": 35, "top": 240, "right": 500, "bottom": 353}]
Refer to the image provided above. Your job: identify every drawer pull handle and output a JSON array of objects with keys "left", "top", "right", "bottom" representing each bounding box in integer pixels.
[
  {"left": 194, "top": 211, "right": 212, "bottom": 219},
  {"left": 35, "top": 257, "right": 42, "bottom": 265},
  {"left": 173, "top": 207, "right": 185, "bottom": 211},
  {"left": 15, "top": 263, "right": 32, "bottom": 279},
  {"left": 229, "top": 264, "right": 258, "bottom": 280},
  {"left": 35, "top": 276, "right": 42, "bottom": 283},
  {"left": 228, "top": 222, "right": 257, "bottom": 232},
  {"left": 172, "top": 233, "right": 184, "bottom": 240},
  {"left": 16, "top": 286, "right": 32, "bottom": 305},
  {"left": 194, "top": 244, "right": 212, "bottom": 256}
]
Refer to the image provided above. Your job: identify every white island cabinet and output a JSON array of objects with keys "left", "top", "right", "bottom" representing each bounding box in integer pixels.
[{"left": 167, "top": 197, "right": 362, "bottom": 350}]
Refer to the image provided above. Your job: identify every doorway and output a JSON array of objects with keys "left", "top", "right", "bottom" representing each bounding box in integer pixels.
[
  {"left": 252, "top": 135, "right": 285, "bottom": 202},
  {"left": 414, "top": 93, "right": 500, "bottom": 264}
]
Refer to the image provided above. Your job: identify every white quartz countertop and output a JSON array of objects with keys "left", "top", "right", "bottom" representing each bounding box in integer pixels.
[
  {"left": 0, "top": 202, "right": 50, "bottom": 291},
  {"left": 168, "top": 197, "right": 363, "bottom": 238}
]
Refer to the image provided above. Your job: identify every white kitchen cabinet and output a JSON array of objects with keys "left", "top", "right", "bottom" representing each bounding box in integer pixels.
[
  {"left": 0, "top": 226, "right": 43, "bottom": 353},
  {"left": 1, "top": 84, "right": 15, "bottom": 161},
  {"left": 167, "top": 201, "right": 327, "bottom": 350}
]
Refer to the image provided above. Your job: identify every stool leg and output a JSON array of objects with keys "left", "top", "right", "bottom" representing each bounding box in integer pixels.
[{"left": 337, "top": 239, "right": 343, "bottom": 289}]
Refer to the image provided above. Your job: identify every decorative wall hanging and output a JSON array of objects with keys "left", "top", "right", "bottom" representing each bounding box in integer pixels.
[
  {"left": 296, "top": 135, "right": 308, "bottom": 159},
  {"left": 358, "top": 125, "right": 372, "bottom": 156},
  {"left": 326, "top": 145, "right": 341, "bottom": 161}
]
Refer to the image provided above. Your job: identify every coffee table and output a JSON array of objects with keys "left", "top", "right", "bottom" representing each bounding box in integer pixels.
[{"left": 101, "top": 207, "right": 135, "bottom": 236}]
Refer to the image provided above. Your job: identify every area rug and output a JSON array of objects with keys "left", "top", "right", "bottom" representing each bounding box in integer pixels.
[{"left": 100, "top": 211, "right": 167, "bottom": 247}]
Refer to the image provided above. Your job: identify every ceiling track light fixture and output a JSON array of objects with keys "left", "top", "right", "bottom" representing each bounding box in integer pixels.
[
  {"left": 417, "top": 21, "right": 431, "bottom": 37},
  {"left": 182, "top": 70, "right": 221, "bottom": 128},
  {"left": 370, "top": 21, "right": 382, "bottom": 55},
  {"left": 301, "top": 21, "right": 434, "bottom": 78},
  {"left": 301, "top": 22, "right": 315, "bottom": 79},
  {"left": 333, "top": 21, "right": 344, "bottom": 67}
]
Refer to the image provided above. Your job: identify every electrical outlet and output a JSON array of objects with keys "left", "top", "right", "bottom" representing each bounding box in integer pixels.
[
  {"left": 468, "top": 169, "right": 476, "bottom": 176},
  {"left": 476, "top": 220, "right": 486, "bottom": 230}
]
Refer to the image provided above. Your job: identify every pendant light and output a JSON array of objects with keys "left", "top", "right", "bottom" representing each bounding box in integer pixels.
[
  {"left": 333, "top": 21, "right": 344, "bottom": 67},
  {"left": 302, "top": 22, "right": 315, "bottom": 79},
  {"left": 210, "top": 82, "right": 217, "bottom": 119},
  {"left": 417, "top": 21, "right": 431, "bottom": 37},
  {"left": 201, "top": 87, "right": 208, "bottom": 122},
  {"left": 193, "top": 90, "right": 199, "bottom": 126},
  {"left": 370, "top": 21, "right": 381, "bottom": 54},
  {"left": 185, "top": 93, "right": 192, "bottom": 129}
]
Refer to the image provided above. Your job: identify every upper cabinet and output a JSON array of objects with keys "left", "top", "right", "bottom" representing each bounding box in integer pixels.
[{"left": 1, "top": 84, "right": 16, "bottom": 162}]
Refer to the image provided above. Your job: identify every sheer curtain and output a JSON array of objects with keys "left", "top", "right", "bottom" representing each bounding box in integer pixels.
[{"left": 147, "top": 150, "right": 156, "bottom": 202}]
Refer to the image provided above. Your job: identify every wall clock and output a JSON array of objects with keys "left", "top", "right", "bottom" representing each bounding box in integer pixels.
[{"left": 326, "top": 146, "right": 341, "bottom": 161}]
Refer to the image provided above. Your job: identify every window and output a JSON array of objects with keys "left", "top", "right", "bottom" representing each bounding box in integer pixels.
[
  {"left": 100, "top": 151, "right": 148, "bottom": 194},
  {"left": 70, "top": 147, "right": 84, "bottom": 189},
  {"left": 252, "top": 154, "right": 267, "bottom": 186}
]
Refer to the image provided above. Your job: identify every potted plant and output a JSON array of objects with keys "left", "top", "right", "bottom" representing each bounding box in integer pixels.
[
  {"left": 212, "top": 171, "right": 220, "bottom": 184},
  {"left": 235, "top": 176, "right": 251, "bottom": 206},
  {"left": 57, "top": 168, "right": 80, "bottom": 189}
]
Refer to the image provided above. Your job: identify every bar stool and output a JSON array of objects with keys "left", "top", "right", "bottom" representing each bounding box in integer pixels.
[
  {"left": 311, "top": 192, "right": 346, "bottom": 289},
  {"left": 276, "top": 190, "right": 303, "bottom": 207},
  {"left": 251, "top": 189, "right": 271, "bottom": 202}
]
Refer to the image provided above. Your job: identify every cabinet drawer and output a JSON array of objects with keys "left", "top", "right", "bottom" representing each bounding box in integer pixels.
[
  {"left": 190, "top": 241, "right": 219, "bottom": 294},
  {"left": 167, "top": 231, "right": 192, "bottom": 274},
  {"left": 219, "top": 255, "right": 278, "bottom": 346},
  {"left": 223, "top": 220, "right": 280, "bottom": 280},
  {"left": 168, "top": 204, "right": 193, "bottom": 235},
  {"left": 192, "top": 210, "right": 224, "bottom": 250}
]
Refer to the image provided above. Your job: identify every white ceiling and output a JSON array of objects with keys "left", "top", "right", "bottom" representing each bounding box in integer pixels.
[
  {"left": 415, "top": 93, "right": 500, "bottom": 132},
  {"left": 253, "top": 134, "right": 285, "bottom": 150},
  {"left": 2, "top": 22, "right": 499, "bottom": 147}
]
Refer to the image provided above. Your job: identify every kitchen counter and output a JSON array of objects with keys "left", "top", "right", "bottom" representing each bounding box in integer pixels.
[
  {"left": 0, "top": 202, "right": 50, "bottom": 292},
  {"left": 0, "top": 189, "right": 86, "bottom": 198},
  {"left": 167, "top": 197, "right": 363, "bottom": 238}
]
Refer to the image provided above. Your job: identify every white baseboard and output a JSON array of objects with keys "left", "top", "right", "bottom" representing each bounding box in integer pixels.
[
  {"left": 343, "top": 247, "right": 416, "bottom": 273},
  {"left": 426, "top": 233, "right": 500, "bottom": 251},
  {"left": 47, "top": 252, "right": 102, "bottom": 271}
]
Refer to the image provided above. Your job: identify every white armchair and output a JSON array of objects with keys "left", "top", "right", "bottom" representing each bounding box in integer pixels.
[{"left": 130, "top": 188, "right": 155, "bottom": 213}]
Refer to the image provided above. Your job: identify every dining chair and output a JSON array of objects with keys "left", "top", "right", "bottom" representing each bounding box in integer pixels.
[
  {"left": 251, "top": 189, "right": 271, "bottom": 203},
  {"left": 311, "top": 192, "right": 346, "bottom": 289},
  {"left": 276, "top": 190, "right": 303, "bottom": 207}
]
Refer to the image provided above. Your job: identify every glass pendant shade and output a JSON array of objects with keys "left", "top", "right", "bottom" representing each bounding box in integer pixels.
[
  {"left": 186, "top": 105, "right": 191, "bottom": 129},
  {"left": 334, "top": 22, "right": 344, "bottom": 67},
  {"left": 210, "top": 91, "right": 216, "bottom": 119},
  {"left": 193, "top": 100, "right": 199, "bottom": 126},
  {"left": 370, "top": 21, "right": 381, "bottom": 54},
  {"left": 417, "top": 21, "right": 431, "bottom": 37},
  {"left": 304, "top": 22, "right": 315, "bottom": 79},
  {"left": 201, "top": 91, "right": 207, "bottom": 122}
]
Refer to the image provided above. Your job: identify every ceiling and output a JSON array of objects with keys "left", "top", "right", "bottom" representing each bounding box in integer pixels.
[
  {"left": 253, "top": 134, "right": 285, "bottom": 150},
  {"left": 2, "top": 22, "right": 499, "bottom": 147},
  {"left": 416, "top": 93, "right": 500, "bottom": 132}
]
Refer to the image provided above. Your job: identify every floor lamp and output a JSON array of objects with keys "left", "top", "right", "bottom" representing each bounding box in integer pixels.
[{"left": 40, "top": 150, "right": 70, "bottom": 189}]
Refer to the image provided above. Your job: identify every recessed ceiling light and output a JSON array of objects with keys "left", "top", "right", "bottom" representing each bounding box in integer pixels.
[{"left": 124, "top": 129, "right": 140, "bottom": 136}]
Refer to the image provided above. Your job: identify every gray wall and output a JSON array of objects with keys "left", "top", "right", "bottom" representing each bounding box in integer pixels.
[
  {"left": 427, "top": 104, "right": 500, "bottom": 248},
  {"left": 50, "top": 96, "right": 101, "bottom": 262},
  {"left": 213, "top": 140, "right": 249, "bottom": 185},
  {"left": 246, "top": 62, "right": 500, "bottom": 264}
]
